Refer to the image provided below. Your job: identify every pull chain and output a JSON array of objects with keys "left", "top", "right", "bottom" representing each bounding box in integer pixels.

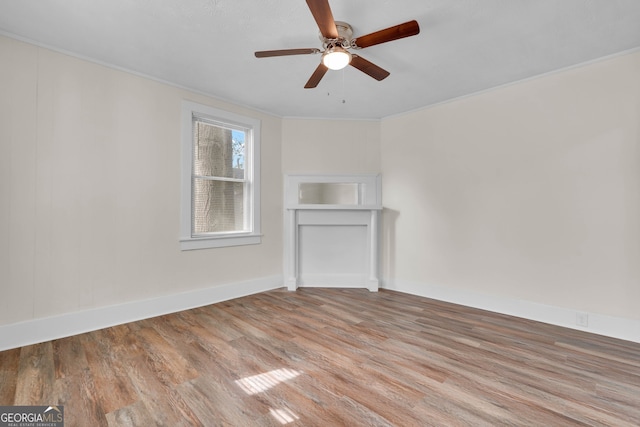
[{"left": 341, "top": 68, "right": 346, "bottom": 104}]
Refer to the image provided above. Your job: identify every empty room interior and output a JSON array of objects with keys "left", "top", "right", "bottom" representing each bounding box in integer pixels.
[{"left": 1, "top": 1, "right": 640, "bottom": 425}]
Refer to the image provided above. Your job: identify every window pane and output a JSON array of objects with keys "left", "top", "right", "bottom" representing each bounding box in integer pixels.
[
  {"left": 194, "top": 121, "right": 245, "bottom": 179},
  {"left": 193, "top": 178, "right": 245, "bottom": 234}
]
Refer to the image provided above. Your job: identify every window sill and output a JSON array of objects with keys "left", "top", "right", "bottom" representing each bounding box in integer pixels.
[{"left": 180, "top": 233, "right": 262, "bottom": 250}]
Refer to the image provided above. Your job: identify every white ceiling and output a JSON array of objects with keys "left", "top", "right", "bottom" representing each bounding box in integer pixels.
[{"left": 1, "top": 0, "right": 640, "bottom": 120}]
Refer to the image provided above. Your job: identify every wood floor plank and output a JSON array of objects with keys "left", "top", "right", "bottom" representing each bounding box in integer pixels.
[
  {"left": 51, "top": 369, "right": 108, "bottom": 427},
  {"left": 79, "top": 330, "right": 139, "bottom": 414},
  {"left": 14, "top": 343, "right": 54, "bottom": 405},
  {"left": 176, "top": 375, "right": 266, "bottom": 426},
  {"left": 1, "top": 288, "right": 639, "bottom": 425},
  {"left": 106, "top": 400, "right": 155, "bottom": 427},
  {"left": 0, "top": 347, "right": 20, "bottom": 404},
  {"left": 133, "top": 325, "right": 199, "bottom": 387},
  {"left": 0, "top": 347, "right": 21, "bottom": 372},
  {"left": 52, "top": 335, "right": 89, "bottom": 379},
  {"left": 123, "top": 354, "right": 203, "bottom": 427}
]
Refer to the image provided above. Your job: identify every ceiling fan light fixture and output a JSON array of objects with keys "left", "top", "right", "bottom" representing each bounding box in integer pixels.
[
  {"left": 322, "top": 46, "right": 352, "bottom": 70},
  {"left": 254, "top": 0, "right": 421, "bottom": 89}
]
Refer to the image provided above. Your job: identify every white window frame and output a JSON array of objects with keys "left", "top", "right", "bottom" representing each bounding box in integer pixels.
[{"left": 180, "top": 100, "right": 261, "bottom": 250}]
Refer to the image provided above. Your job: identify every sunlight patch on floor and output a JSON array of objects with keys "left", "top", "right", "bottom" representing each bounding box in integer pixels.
[
  {"left": 269, "top": 407, "right": 300, "bottom": 424},
  {"left": 235, "top": 368, "right": 302, "bottom": 395}
]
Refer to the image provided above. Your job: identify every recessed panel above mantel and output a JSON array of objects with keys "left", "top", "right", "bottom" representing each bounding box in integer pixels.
[{"left": 286, "top": 174, "right": 382, "bottom": 210}]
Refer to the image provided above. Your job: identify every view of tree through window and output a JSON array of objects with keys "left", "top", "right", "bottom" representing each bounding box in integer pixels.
[{"left": 192, "top": 120, "right": 247, "bottom": 234}]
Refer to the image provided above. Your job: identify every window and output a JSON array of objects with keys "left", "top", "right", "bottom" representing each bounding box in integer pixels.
[{"left": 181, "top": 101, "right": 261, "bottom": 250}]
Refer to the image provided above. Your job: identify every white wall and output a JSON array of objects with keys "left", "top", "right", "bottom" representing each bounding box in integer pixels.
[
  {"left": 381, "top": 51, "right": 640, "bottom": 321},
  {"left": 2, "top": 32, "right": 639, "bottom": 345},
  {"left": 0, "top": 36, "right": 283, "bottom": 328},
  {"left": 282, "top": 118, "right": 381, "bottom": 173}
]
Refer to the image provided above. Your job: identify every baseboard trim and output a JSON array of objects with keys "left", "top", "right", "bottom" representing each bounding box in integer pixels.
[
  {"left": 0, "top": 275, "right": 284, "bottom": 351},
  {"left": 3, "top": 276, "right": 636, "bottom": 351},
  {"left": 298, "top": 274, "right": 367, "bottom": 288},
  {"left": 383, "top": 278, "right": 640, "bottom": 344}
]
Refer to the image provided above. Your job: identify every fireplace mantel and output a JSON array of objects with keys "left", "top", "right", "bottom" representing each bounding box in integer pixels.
[{"left": 284, "top": 174, "right": 382, "bottom": 292}]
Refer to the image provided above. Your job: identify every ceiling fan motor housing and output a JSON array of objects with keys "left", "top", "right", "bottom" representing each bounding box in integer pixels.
[{"left": 320, "top": 21, "right": 355, "bottom": 49}]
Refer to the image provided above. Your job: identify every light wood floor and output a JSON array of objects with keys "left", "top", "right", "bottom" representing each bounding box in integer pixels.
[{"left": 1, "top": 288, "right": 639, "bottom": 426}]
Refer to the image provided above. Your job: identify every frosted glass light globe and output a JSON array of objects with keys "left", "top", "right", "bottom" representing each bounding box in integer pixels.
[{"left": 322, "top": 47, "right": 352, "bottom": 70}]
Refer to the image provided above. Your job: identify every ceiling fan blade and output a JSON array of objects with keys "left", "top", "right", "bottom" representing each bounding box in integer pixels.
[
  {"left": 353, "top": 20, "right": 420, "bottom": 49},
  {"left": 306, "top": 0, "right": 339, "bottom": 39},
  {"left": 350, "top": 55, "right": 390, "bottom": 81},
  {"left": 255, "top": 48, "right": 321, "bottom": 58},
  {"left": 304, "top": 63, "right": 329, "bottom": 88}
]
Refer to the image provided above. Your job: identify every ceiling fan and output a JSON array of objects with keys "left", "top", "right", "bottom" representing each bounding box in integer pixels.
[{"left": 254, "top": 0, "right": 420, "bottom": 88}]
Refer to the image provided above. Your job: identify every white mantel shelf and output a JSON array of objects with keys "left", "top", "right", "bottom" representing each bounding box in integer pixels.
[
  {"left": 284, "top": 174, "right": 382, "bottom": 292},
  {"left": 286, "top": 205, "right": 382, "bottom": 210}
]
